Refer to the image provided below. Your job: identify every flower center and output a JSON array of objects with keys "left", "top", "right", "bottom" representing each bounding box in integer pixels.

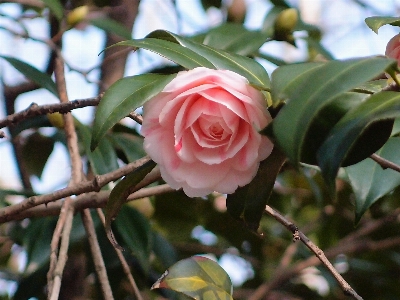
[{"left": 209, "top": 122, "right": 224, "bottom": 139}]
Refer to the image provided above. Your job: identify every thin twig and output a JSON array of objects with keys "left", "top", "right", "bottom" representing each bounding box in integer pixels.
[
  {"left": 263, "top": 205, "right": 364, "bottom": 300},
  {"left": 47, "top": 197, "right": 72, "bottom": 297},
  {"left": 0, "top": 156, "right": 152, "bottom": 223},
  {"left": 0, "top": 97, "right": 101, "bottom": 129},
  {"left": 48, "top": 198, "right": 74, "bottom": 300},
  {"left": 96, "top": 208, "right": 144, "bottom": 300},
  {"left": 370, "top": 153, "right": 400, "bottom": 173},
  {"left": 81, "top": 209, "right": 114, "bottom": 300},
  {"left": 127, "top": 111, "right": 143, "bottom": 125}
]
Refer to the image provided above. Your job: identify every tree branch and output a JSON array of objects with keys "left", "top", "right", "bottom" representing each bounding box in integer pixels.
[
  {"left": 0, "top": 156, "right": 152, "bottom": 223},
  {"left": 260, "top": 205, "right": 364, "bottom": 300}
]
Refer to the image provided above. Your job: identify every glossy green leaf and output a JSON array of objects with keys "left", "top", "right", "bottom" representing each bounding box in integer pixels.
[
  {"left": 110, "top": 133, "right": 146, "bottom": 163},
  {"left": 147, "top": 30, "right": 270, "bottom": 89},
  {"left": 114, "top": 39, "right": 215, "bottom": 69},
  {"left": 365, "top": 16, "right": 400, "bottom": 34},
  {"left": 345, "top": 137, "right": 400, "bottom": 222},
  {"left": 91, "top": 73, "right": 176, "bottom": 151},
  {"left": 76, "top": 121, "right": 119, "bottom": 175},
  {"left": 0, "top": 55, "right": 58, "bottom": 96},
  {"left": 114, "top": 205, "right": 152, "bottom": 273},
  {"left": 317, "top": 91, "right": 400, "bottom": 194},
  {"left": 90, "top": 17, "right": 132, "bottom": 40},
  {"left": 226, "top": 147, "right": 286, "bottom": 232},
  {"left": 270, "top": 61, "right": 324, "bottom": 104},
  {"left": 152, "top": 256, "right": 233, "bottom": 300},
  {"left": 354, "top": 79, "right": 388, "bottom": 94},
  {"left": 21, "top": 132, "right": 55, "bottom": 178},
  {"left": 201, "top": 23, "right": 269, "bottom": 55},
  {"left": 41, "top": 0, "right": 64, "bottom": 20},
  {"left": 105, "top": 159, "right": 156, "bottom": 249},
  {"left": 271, "top": 57, "right": 396, "bottom": 166}
]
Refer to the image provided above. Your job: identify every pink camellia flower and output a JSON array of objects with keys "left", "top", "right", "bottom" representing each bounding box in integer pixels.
[
  {"left": 141, "top": 67, "right": 273, "bottom": 197},
  {"left": 386, "top": 33, "right": 400, "bottom": 65}
]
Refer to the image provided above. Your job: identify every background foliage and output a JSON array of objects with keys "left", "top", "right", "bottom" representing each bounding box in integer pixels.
[{"left": 1, "top": 0, "right": 400, "bottom": 300}]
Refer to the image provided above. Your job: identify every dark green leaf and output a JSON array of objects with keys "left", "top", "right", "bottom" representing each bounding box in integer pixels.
[
  {"left": 91, "top": 73, "right": 176, "bottom": 150},
  {"left": 105, "top": 159, "right": 156, "bottom": 249},
  {"left": 110, "top": 133, "right": 146, "bottom": 163},
  {"left": 353, "top": 79, "right": 388, "bottom": 94},
  {"left": 147, "top": 30, "right": 271, "bottom": 89},
  {"left": 271, "top": 57, "right": 396, "bottom": 166},
  {"left": 76, "top": 121, "right": 119, "bottom": 175},
  {"left": 152, "top": 256, "right": 233, "bottom": 300},
  {"left": 226, "top": 147, "right": 286, "bottom": 232},
  {"left": 0, "top": 56, "right": 58, "bottom": 96},
  {"left": 345, "top": 137, "right": 400, "bottom": 222},
  {"left": 114, "top": 39, "right": 215, "bottom": 69},
  {"left": 201, "top": 0, "right": 222, "bottom": 9},
  {"left": 21, "top": 132, "right": 55, "bottom": 178},
  {"left": 90, "top": 17, "right": 132, "bottom": 40},
  {"left": 114, "top": 205, "right": 152, "bottom": 273},
  {"left": 41, "top": 0, "right": 64, "bottom": 20},
  {"left": 365, "top": 16, "right": 400, "bottom": 34},
  {"left": 317, "top": 91, "right": 400, "bottom": 194},
  {"left": 201, "top": 23, "right": 270, "bottom": 55}
]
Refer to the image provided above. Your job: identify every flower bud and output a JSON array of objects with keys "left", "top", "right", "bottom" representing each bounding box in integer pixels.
[
  {"left": 274, "top": 8, "right": 298, "bottom": 43},
  {"left": 67, "top": 5, "right": 89, "bottom": 27}
]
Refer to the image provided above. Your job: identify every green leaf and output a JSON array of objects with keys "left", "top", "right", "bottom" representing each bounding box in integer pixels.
[
  {"left": 105, "top": 159, "right": 156, "bottom": 249},
  {"left": 271, "top": 57, "right": 396, "bottom": 166},
  {"left": 110, "top": 133, "right": 146, "bottom": 163},
  {"left": 21, "top": 132, "right": 55, "bottom": 178},
  {"left": 317, "top": 91, "right": 400, "bottom": 194},
  {"left": 0, "top": 56, "right": 58, "bottom": 96},
  {"left": 270, "top": 61, "right": 324, "bottom": 104},
  {"left": 40, "top": 0, "right": 64, "bottom": 20},
  {"left": 114, "top": 39, "right": 215, "bottom": 69},
  {"left": 152, "top": 256, "right": 233, "bottom": 300},
  {"left": 365, "top": 16, "right": 400, "bottom": 34},
  {"left": 226, "top": 147, "right": 286, "bottom": 232},
  {"left": 200, "top": 23, "right": 270, "bottom": 55},
  {"left": 147, "top": 30, "right": 271, "bottom": 89},
  {"left": 90, "top": 17, "right": 132, "bottom": 40},
  {"left": 76, "top": 121, "right": 119, "bottom": 175},
  {"left": 91, "top": 73, "right": 176, "bottom": 151},
  {"left": 345, "top": 137, "right": 400, "bottom": 222},
  {"left": 114, "top": 205, "right": 152, "bottom": 273}
]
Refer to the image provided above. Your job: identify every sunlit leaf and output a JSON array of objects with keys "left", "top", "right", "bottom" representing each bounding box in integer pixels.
[
  {"left": 152, "top": 256, "right": 233, "bottom": 300},
  {"left": 317, "top": 91, "right": 400, "bottom": 194},
  {"left": 226, "top": 147, "right": 286, "bottom": 232},
  {"left": 147, "top": 30, "right": 270, "bottom": 89},
  {"left": 0, "top": 55, "right": 58, "bottom": 96},
  {"left": 114, "top": 39, "right": 215, "bottom": 69},
  {"left": 365, "top": 16, "right": 400, "bottom": 34},
  {"left": 200, "top": 23, "right": 270, "bottom": 55},
  {"left": 105, "top": 159, "right": 156, "bottom": 249},
  {"left": 91, "top": 73, "right": 176, "bottom": 150},
  {"left": 345, "top": 137, "right": 400, "bottom": 222}
]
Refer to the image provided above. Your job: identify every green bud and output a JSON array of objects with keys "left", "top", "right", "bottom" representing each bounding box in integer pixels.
[{"left": 274, "top": 8, "right": 298, "bottom": 43}]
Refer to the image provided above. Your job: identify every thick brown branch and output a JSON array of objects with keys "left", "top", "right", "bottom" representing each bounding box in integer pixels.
[
  {"left": 0, "top": 156, "right": 152, "bottom": 223},
  {"left": 14, "top": 183, "right": 171, "bottom": 221},
  {"left": 0, "top": 97, "right": 101, "bottom": 130}
]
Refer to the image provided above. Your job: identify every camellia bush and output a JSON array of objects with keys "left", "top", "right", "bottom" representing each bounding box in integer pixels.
[{"left": 2, "top": 0, "right": 400, "bottom": 299}]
